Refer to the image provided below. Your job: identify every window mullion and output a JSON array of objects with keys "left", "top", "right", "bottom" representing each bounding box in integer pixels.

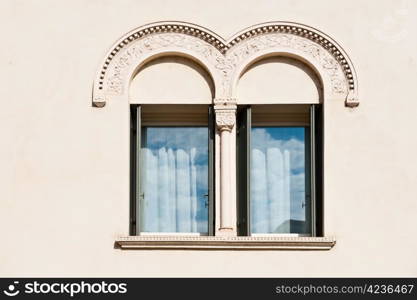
[
  {"left": 136, "top": 105, "right": 142, "bottom": 235},
  {"left": 310, "top": 105, "right": 317, "bottom": 237},
  {"left": 314, "top": 104, "right": 324, "bottom": 236},
  {"left": 130, "top": 106, "right": 136, "bottom": 235},
  {"left": 246, "top": 106, "right": 251, "bottom": 235},
  {"left": 208, "top": 106, "right": 215, "bottom": 236},
  {"left": 237, "top": 106, "right": 251, "bottom": 236}
]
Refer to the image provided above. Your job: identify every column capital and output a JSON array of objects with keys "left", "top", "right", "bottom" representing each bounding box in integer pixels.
[{"left": 215, "top": 110, "right": 235, "bottom": 132}]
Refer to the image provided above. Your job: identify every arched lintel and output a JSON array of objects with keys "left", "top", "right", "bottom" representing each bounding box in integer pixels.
[
  {"left": 92, "top": 21, "right": 359, "bottom": 107},
  {"left": 92, "top": 21, "right": 226, "bottom": 107},
  {"left": 93, "top": 51, "right": 222, "bottom": 108},
  {"left": 125, "top": 50, "right": 219, "bottom": 100},
  {"left": 227, "top": 21, "right": 359, "bottom": 106},
  {"left": 93, "top": 49, "right": 223, "bottom": 108}
]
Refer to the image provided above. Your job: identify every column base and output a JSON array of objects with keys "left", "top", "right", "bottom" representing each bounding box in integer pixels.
[{"left": 217, "top": 227, "right": 236, "bottom": 237}]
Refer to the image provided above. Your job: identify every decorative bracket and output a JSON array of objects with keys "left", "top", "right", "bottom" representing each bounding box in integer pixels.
[{"left": 345, "top": 90, "right": 360, "bottom": 107}]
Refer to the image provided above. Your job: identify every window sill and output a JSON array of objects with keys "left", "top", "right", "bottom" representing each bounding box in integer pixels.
[{"left": 115, "top": 236, "right": 336, "bottom": 250}]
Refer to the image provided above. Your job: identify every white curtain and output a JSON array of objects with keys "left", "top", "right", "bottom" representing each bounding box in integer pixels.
[
  {"left": 251, "top": 147, "right": 291, "bottom": 233},
  {"left": 141, "top": 147, "right": 198, "bottom": 233}
]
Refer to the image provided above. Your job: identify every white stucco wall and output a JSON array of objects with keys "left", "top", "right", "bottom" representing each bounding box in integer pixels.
[{"left": 0, "top": 0, "right": 416, "bottom": 277}]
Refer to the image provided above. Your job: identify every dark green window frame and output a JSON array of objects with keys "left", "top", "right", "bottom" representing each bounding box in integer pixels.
[
  {"left": 236, "top": 104, "right": 323, "bottom": 236},
  {"left": 130, "top": 104, "right": 216, "bottom": 236}
]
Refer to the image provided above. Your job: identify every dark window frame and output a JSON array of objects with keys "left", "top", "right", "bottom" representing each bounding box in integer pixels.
[
  {"left": 130, "top": 104, "right": 215, "bottom": 236},
  {"left": 236, "top": 104, "right": 323, "bottom": 236}
]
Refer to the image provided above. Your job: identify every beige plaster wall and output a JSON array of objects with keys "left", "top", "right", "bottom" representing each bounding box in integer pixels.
[
  {"left": 130, "top": 56, "right": 214, "bottom": 103},
  {"left": 238, "top": 57, "right": 321, "bottom": 104},
  {"left": 0, "top": 0, "right": 416, "bottom": 277}
]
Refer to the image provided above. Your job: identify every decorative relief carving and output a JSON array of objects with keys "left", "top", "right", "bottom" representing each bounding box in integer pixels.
[
  {"left": 215, "top": 110, "right": 236, "bottom": 132},
  {"left": 93, "top": 22, "right": 358, "bottom": 107},
  {"left": 226, "top": 33, "right": 347, "bottom": 94},
  {"left": 104, "top": 33, "right": 226, "bottom": 95}
]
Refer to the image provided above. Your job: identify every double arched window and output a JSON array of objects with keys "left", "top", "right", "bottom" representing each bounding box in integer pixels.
[{"left": 93, "top": 22, "right": 358, "bottom": 249}]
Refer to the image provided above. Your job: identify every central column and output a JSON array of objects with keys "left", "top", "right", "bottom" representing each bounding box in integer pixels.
[{"left": 214, "top": 99, "right": 237, "bottom": 236}]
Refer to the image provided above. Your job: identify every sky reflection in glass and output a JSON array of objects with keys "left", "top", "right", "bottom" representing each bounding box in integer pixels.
[
  {"left": 250, "top": 127, "right": 309, "bottom": 234},
  {"left": 140, "top": 127, "right": 209, "bottom": 234}
]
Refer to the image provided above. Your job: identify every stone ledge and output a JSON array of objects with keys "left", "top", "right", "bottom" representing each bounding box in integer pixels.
[{"left": 115, "top": 236, "right": 336, "bottom": 250}]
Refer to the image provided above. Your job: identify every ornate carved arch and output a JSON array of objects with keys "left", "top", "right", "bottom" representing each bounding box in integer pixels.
[
  {"left": 227, "top": 22, "right": 358, "bottom": 105},
  {"left": 92, "top": 21, "right": 358, "bottom": 107}
]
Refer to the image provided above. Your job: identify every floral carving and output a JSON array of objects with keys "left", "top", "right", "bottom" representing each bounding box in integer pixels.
[
  {"left": 215, "top": 111, "right": 236, "bottom": 131},
  {"left": 104, "top": 33, "right": 230, "bottom": 95},
  {"left": 226, "top": 33, "right": 347, "bottom": 94},
  {"left": 93, "top": 22, "right": 358, "bottom": 107}
]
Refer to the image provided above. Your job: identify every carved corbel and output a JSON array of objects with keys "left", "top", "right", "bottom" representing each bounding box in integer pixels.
[
  {"left": 345, "top": 90, "right": 359, "bottom": 107},
  {"left": 92, "top": 96, "right": 106, "bottom": 108}
]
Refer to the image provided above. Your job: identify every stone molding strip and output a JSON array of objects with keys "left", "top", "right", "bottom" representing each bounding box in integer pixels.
[{"left": 115, "top": 236, "right": 336, "bottom": 250}]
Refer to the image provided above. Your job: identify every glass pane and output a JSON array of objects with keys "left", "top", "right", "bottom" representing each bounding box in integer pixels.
[
  {"left": 140, "top": 127, "right": 208, "bottom": 234},
  {"left": 250, "top": 127, "right": 310, "bottom": 234}
]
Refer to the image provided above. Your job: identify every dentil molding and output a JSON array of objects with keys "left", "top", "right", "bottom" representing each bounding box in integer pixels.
[{"left": 92, "top": 21, "right": 359, "bottom": 107}]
